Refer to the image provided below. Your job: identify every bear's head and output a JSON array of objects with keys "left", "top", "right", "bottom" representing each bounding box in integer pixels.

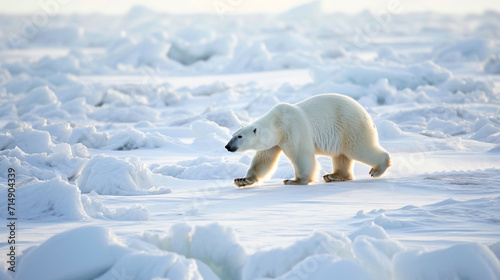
[{"left": 225, "top": 124, "right": 276, "bottom": 152}]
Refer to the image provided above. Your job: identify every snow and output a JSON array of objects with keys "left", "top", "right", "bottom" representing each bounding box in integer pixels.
[
  {"left": 11, "top": 222, "right": 500, "bottom": 280},
  {"left": 484, "top": 55, "right": 500, "bottom": 74},
  {"left": 167, "top": 27, "right": 236, "bottom": 66},
  {"left": 0, "top": 177, "right": 87, "bottom": 220},
  {"left": 151, "top": 156, "right": 247, "bottom": 180},
  {"left": 77, "top": 155, "right": 171, "bottom": 195},
  {"left": 139, "top": 223, "right": 246, "bottom": 279},
  {"left": 433, "top": 38, "right": 492, "bottom": 62},
  {"left": 16, "top": 226, "right": 131, "bottom": 280},
  {"left": 0, "top": 144, "right": 87, "bottom": 181},
  {"left": 311, "top": 61, "right": 452, "bottom": 91},
  {"left": 1, "top": 3, "right": 500, "bottom": 280},
  {"left": 105, "top": 37, "right": 174, "bottom": 69},
  {"left": 95, "top": 251, "right": 213, "bottom": 280},
  {"left": 81, "top": 192, "right": 150, "bottom": 221},
  {"left": 394, "top": 243, "right": 500, "bottom": 280}
]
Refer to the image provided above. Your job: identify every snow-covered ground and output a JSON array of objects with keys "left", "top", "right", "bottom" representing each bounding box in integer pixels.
[{"left": 1, "top": 2, "right": 500, "bottom": 279}]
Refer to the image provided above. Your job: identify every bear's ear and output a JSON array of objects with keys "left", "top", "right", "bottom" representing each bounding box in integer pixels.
[{"left": 253, "top": 128, "right": 257, "bottom": 134}]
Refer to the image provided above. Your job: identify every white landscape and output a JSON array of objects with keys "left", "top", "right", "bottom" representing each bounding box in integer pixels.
[{"left": 1, "top": 1, "right": 500, "bottom": 279}]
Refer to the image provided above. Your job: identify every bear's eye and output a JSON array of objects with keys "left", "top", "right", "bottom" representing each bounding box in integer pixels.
[
  {"left": 253, "top": 128, "right": 257, "bottom": 133},
  {"left": 238, "top": 135, "right": 242, "bottom": 138}
]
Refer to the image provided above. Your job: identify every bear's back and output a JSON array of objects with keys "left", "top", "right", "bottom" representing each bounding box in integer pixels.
[{"left": 295, "top": 93, "right": 376, "bottom": 154}]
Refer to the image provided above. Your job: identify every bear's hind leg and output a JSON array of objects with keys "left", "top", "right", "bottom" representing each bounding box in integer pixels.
[
  {"left": 369, "top": 153, "right": 391, "bottom": 177},
  {"left": 350, "top": 146, "right": 391, "bottom": 178},
  {"left": 323, "top": 154, "right": 354, "bottom": 182}
]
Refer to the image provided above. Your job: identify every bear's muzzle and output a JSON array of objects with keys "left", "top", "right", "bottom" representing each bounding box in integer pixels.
[{"left": 225, "top": 138, "right": 238, "bottom": 152}]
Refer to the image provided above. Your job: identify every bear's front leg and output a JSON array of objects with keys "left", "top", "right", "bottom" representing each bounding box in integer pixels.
[
  {"left": 233, "top": 146, "right": 282, "bottom": 188},
  {"left": 282, "top": 150, "right": 317, "bottom": 186},
  {"left": 234, "top": 177, "right": 257, "bottom": 188}
]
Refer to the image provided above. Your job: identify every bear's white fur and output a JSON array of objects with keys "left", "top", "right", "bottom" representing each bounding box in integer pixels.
[{"left": 225, "top": 93, "right": 391, "bottom": 187}]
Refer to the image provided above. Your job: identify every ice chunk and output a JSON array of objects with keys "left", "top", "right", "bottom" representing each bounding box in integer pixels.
[
  {"left": 55, "top": 83, "right": 104, "bottom": 105},
  {"left": 0, "top": 177, "right": 88, "bottom": 220},
  {"left": 68, "top": 125, "right": 109, "bottom": 149},
  {"left": 376, "top": 120, "right": 402, "bottom": 139},
  {"left": 279, "top": 1, "right": 322, "bottom": 21},
  {"left": 190, "top": 119, "right": 231, "bottom": 141},
  {"left": 33, "top": 121, "right": 73, "bottom": 143},
  {"left": 349, "top": 222, "right": 390, "bottom": 241},
  {"left": 95, "top": 252, "right": 205, "bottom": 280},
  {"left": 16, "top": 86, "right": 58, "bottom": 116},
  {"left": 34, "top": 55, "right": 80, "bottom": 74},
  {"left": 225, "top": 43, "right": 272, "bottom": 72},
  {"left": 275, "top": 257, "right": 373, "bottom": 280},
  {"left": 140, "top": 223, "right": 247, "bottom": 280},
  {"left": 311, "top": 61, "right": 452, "bottom": 90},
  {"left": 77, "top": 155, "right": 171, "bottom": 195},
  {"left": 167, "top": 27, "right": 236, "bottom": 66},
  {"left": 205, "top": 108, "right": 243, "bottom": 128},
  {"left": 243, "top": 231, "right": 352, "bottom": 280},
  {"left": 0, "top": 143, "right": 88, "bottom": 182},
  {"left": 426, "top": 117, "right": 468, "bottom": 136},
  {"left": 5, "top": 127, "right": 53, "bottom": 154},
  {"left": 103, "top": 127, "right": 182, "bottom": 150},
  {"left": 81, "top": 193, "right": 150, "bottom": 221},
  {"left": 470, "top": 119, "right": 500, "bottom": 144},
  {"left": 394, "top": 243, "right": 500, "bottom": 280},
  {"left": 434, "top": 38, "right": 491, "bottom": 62},
  {"left": 16, "top": 226, "right": 131, "bottom": 280},
  {"left": 105, "top": 37, "right": 174, "bottom": 69},
  {"left": 190, "top": 81, "right": 229, "bottom": 96},
  {"left": 32, "top": 26, "right": 84, "bottom": 46},
  {"left": 190, "top": 223, "right": 247, "bottom": 280},
  {"left": 441, "top": 77, "right": 493, "bottom": 95},
  {"left": 3, "top": 75, "right": 49, "bottom": 95}
]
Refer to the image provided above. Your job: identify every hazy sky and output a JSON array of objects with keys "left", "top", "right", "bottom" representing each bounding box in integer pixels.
[{"left": 1, "top": 0, "right": 499, "bottom": 15}]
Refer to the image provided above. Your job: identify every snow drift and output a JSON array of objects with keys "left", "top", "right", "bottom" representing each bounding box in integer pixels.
[
  {"left": 14, "top": 223, "right": 500, "bottom": 280},
  {"left": 1, "top": 5, "right": 500, "bottom": 280},
  {"left": 77, "top": 155, "right": 171, "bottom": 195}
]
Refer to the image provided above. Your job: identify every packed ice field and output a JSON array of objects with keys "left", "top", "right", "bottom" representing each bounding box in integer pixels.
[{"left": 1, "top": 2, "right": 500, "bottom": 279}]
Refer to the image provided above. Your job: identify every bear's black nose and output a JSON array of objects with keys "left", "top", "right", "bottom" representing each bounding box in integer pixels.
[{"left": 225, "top": 144, "right": 237, "bottom": 152}]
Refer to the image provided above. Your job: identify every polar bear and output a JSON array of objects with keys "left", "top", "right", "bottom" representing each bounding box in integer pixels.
[{"left": 225, "top": 93, "right": 391, "bottom": 187}]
